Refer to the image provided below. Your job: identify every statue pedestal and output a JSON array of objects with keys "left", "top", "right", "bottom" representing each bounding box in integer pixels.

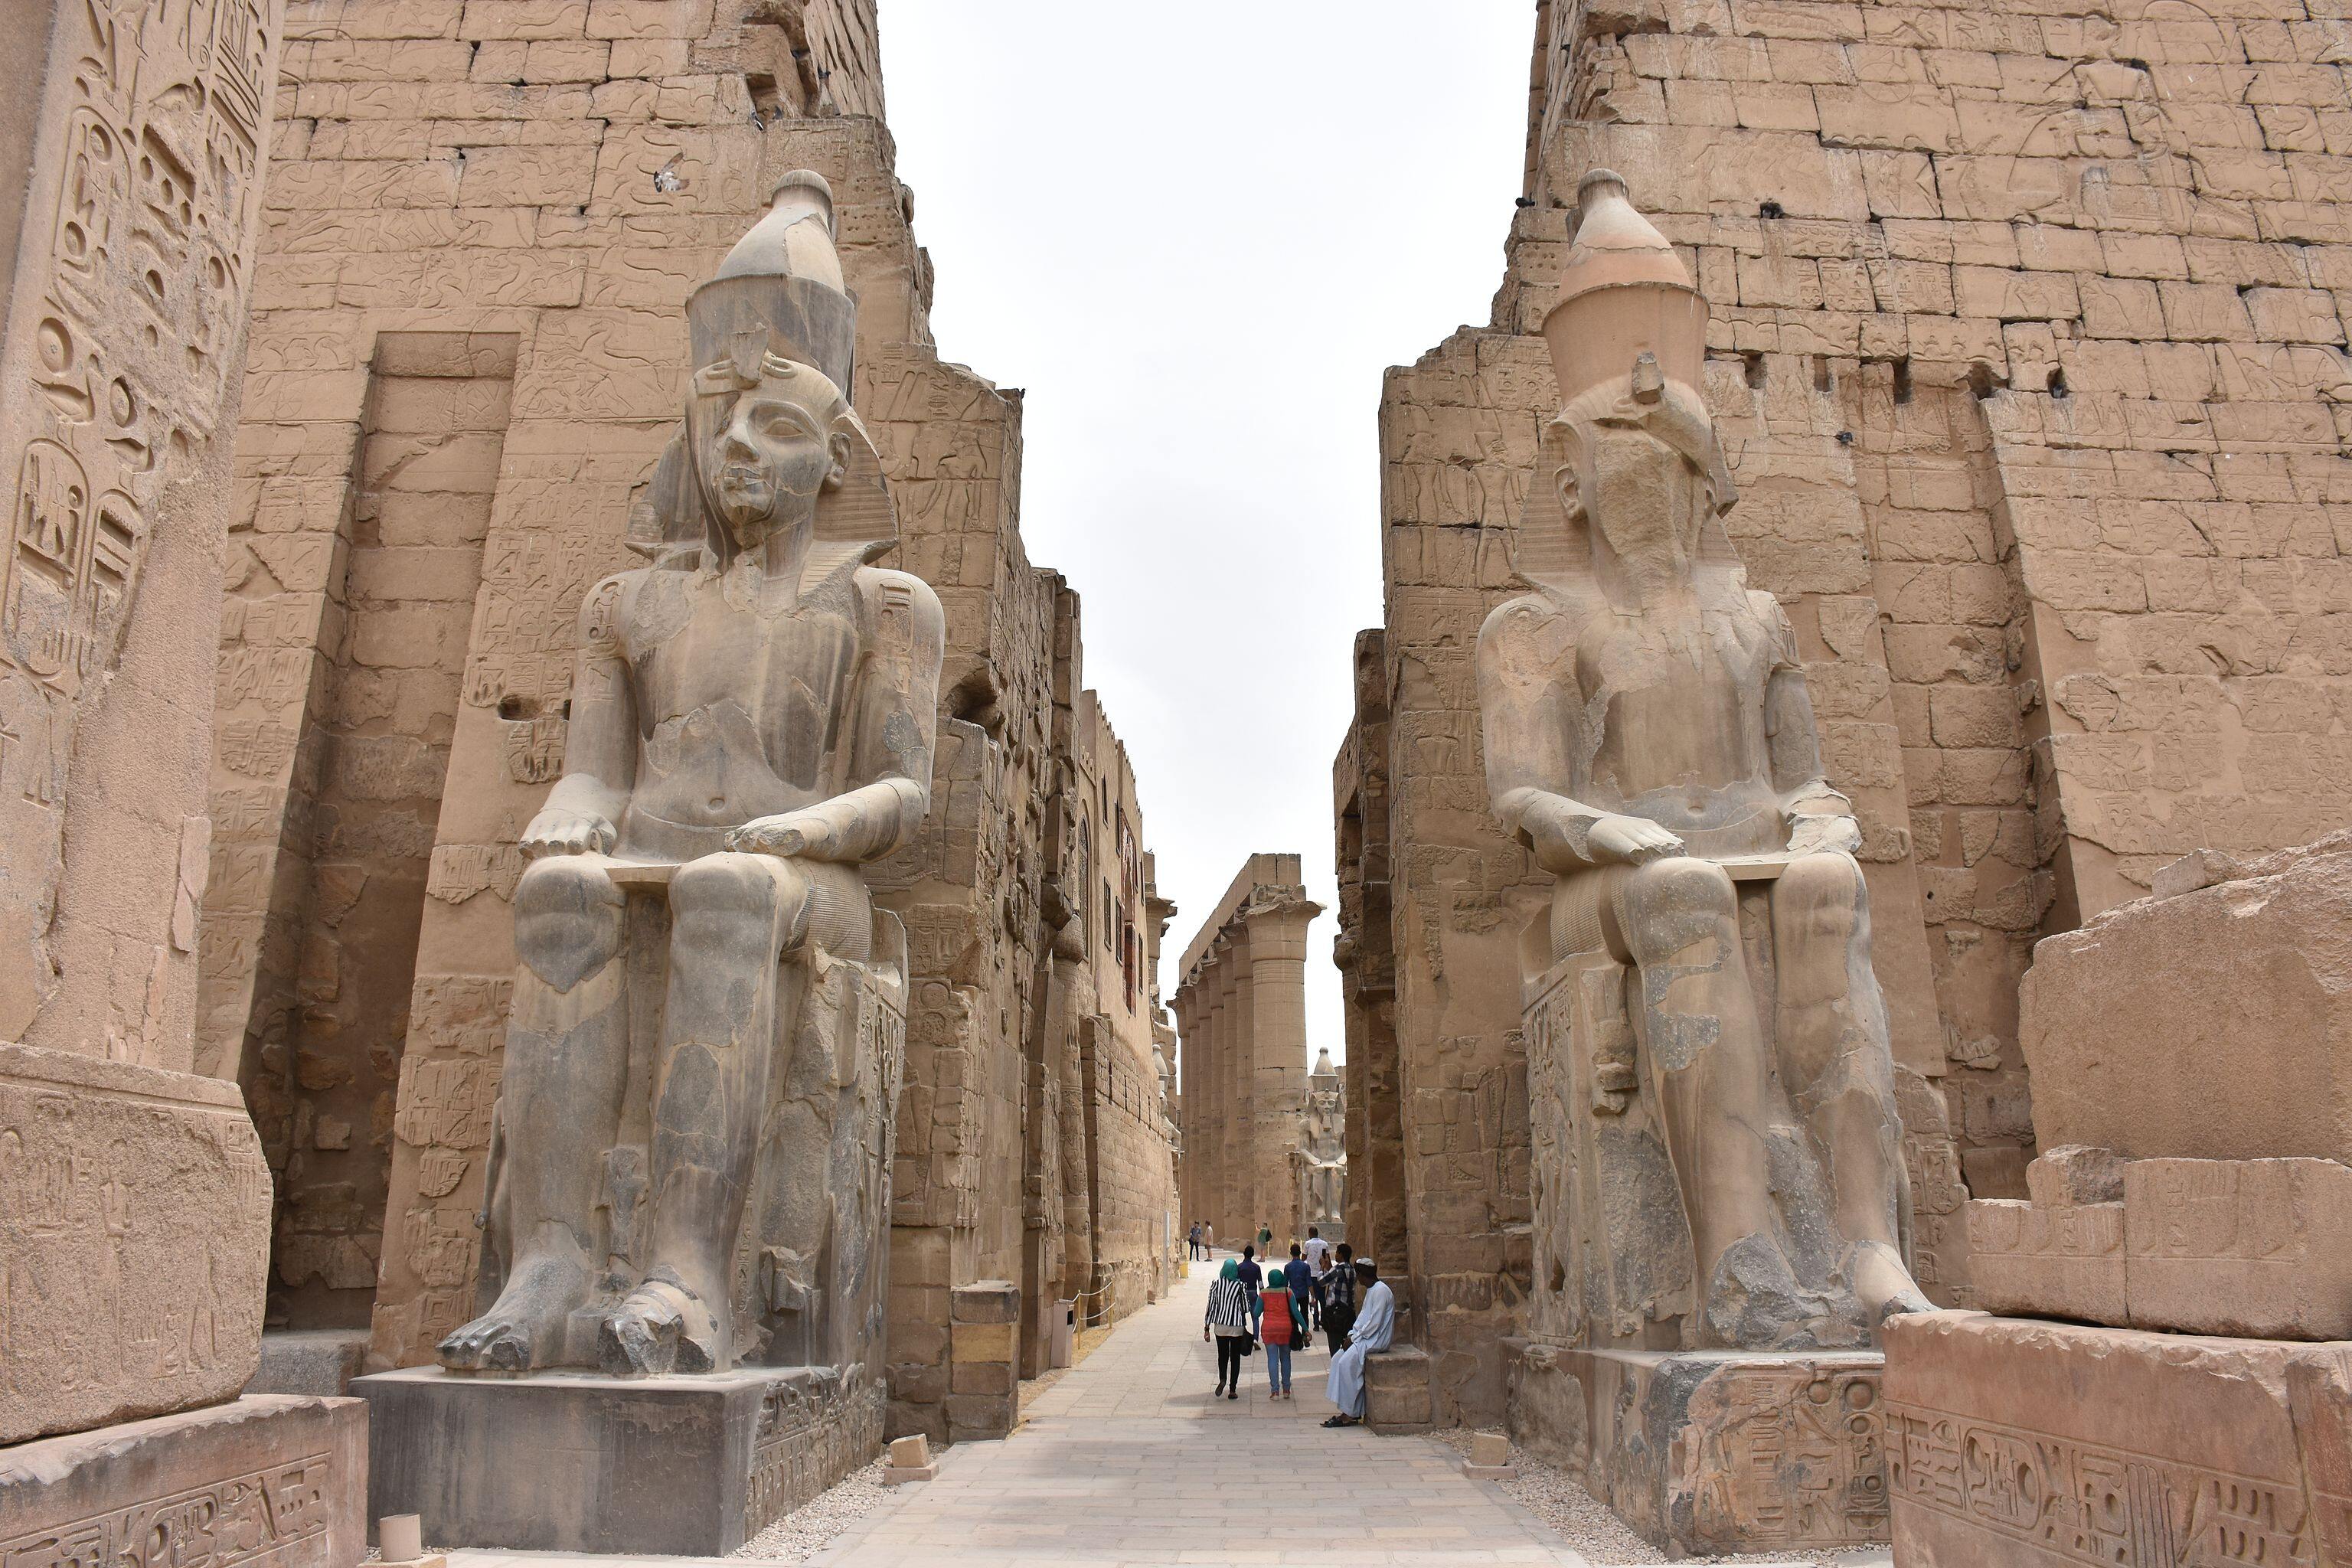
[
  {"left": 358, "top": 1365, "right": 882, "bottom": 1554},
  {"left": 1509, "top": 1341, "right": 1890, "bottom": 1557}
]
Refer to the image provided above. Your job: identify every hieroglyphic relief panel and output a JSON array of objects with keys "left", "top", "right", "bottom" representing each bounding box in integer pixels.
[
  {"left": 2, "top": 0, "right": 286, "bottom": 1049},
  {"left": 0, "top": 1451, "right": 340, "bottom": 1568},
  {"left": 0, "top": 1041, "right": 270, "bottom": 1443},
  {"left": 1890, "top": 1407, "right": 2320, "bottom": 1566}
]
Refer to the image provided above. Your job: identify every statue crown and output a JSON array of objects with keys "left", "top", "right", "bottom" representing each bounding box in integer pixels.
[{"left": 1543, "top": 169, "right": 1709, "bottom": 412}]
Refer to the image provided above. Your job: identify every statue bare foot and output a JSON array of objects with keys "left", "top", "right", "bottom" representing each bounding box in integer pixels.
[
  {"left": 1849, "top": 1240, "right": 1934, "bottom": 1328},
  {"left": 599, "top": 1269, "right": 721, "bottom": 1375},
  {"left": 1702, "top": 1232, "right": 1858, "bottom": 1350},
  {"left": 439, "top": 1252, "right": 593, "bottom": 1374}
]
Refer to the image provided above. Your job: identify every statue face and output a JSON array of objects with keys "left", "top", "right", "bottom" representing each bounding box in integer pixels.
[
  {"left": 689, "top": 361, "right": 849, "bottom": 548},
  {"left": 1578, "top": 424, "right": 1717, "bottom": 575}
]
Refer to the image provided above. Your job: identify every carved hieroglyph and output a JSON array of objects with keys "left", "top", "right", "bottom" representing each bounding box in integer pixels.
[
  {"left": 1, "top": 0, "right": 280, "bottom": 1049},
  {"left": 1481, "top": 171, "right": 1930, "bottom": 1354},
  {"left": 436, "top": 172, "right": 941, "bottom": 1382},
  {"left": 0, "top": 1042, "right": 271, "bottom": 1443}
]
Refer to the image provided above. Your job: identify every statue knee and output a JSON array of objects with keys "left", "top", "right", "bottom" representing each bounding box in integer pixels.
[
  {"left": 514, "top": 856, "right": 623, "bottom": 987},
  {"left": 1622, "top": 857, "right": 1740, "bottom": 962},
  {"left": 1777, "top": 853, "right": 1867, "bottom": 947},
  {"left": 670, "top": 852, "right": 803, "bottom": 939},
  {"left": 1630, "top": 856, "right": 1737, "bottom": 920}
]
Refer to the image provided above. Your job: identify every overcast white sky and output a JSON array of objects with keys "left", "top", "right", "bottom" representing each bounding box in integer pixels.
[{"left": 880, "top": 4, "right": 1533, "bottom": 1063}]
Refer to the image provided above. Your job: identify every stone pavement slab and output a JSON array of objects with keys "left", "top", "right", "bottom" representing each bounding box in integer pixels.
[{"left": 809, "top": 1259, "right": 1587, "bottom": 1566}]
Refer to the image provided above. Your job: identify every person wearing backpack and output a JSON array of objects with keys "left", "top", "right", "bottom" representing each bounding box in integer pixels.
[
  {"left": 1322, "top": 1242, "right": 1358, "bottom": 1347},
  {"left": 1257, "top": 1266, "right": 1298, "bottom": 1399}
]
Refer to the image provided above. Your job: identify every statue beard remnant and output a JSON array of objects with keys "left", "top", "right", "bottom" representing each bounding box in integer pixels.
[
  {"left": 1477, "top": 170, "right": 1932, "bottom": 1351},
  {"left": 436, "top": 172, "right": 944, "bottom": 1380}
]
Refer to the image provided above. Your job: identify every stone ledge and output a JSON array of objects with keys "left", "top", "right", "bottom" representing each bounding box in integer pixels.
[
  {"left": 0, "top": 1395, "right": 366, "bottom": 1568},
  {"left": 1886, "top": 1311, "right": 2351, "bottom": 1567},
  {"left": 1966, "top": 1152, "right": 2352, "bottom": 1340}
]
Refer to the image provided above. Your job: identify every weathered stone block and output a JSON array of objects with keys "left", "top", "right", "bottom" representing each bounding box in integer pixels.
[
  {"left": 357, "top": 1365, "right": 881, "bottom": 1554},
  {"left": 943, "top": 1392, "right": 1013, "bottom": 1444},
  {"left": 1365, "top": 1344, "right": 1434, "bottom": 1436},
  {"left": 2021, "top": 841, "right": 2352, "bottom": 1165},
  {"left": 950, "top": 1321, "right": 1015, "bottom": 1363},
  {"left": 1547, "top": 1345, "right": 1890, "bottom": 1558},
  {"left": 2124, "top": 1156, "right": 2352, "bottom": 1341},
  {"left": 1886, "top": 1312, "right": 2349, "bottom": 1567},
  {"left": 0, "top": 1396, "right": 365, "bottom": 1568},
  {"left": 949, "top": 1279, "right": 1019, "bottom": 1324},
  {"left": 0, "top": 1043, "right": 272, "bottom": 1443},
  {"left": 247, "top": 1330, "right": 371, "bottom": 1397},
  {"left": 1964, "top": 1197, "right": 2127, "bottom": 1323}
]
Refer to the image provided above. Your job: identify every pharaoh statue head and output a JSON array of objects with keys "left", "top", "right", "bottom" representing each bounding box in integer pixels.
[
  {"left": 671, "top": 170, "right": 893, "bottom": 567},
  {"left": 1515, "top": 171, "right": 1741, "bottom": 599}
]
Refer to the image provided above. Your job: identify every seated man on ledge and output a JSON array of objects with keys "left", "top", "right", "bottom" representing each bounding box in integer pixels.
[
  {"left": 1322, "top": 1258, "right": 1393, "bottom": 1428},
  {"left": 437, "top": 173, "right": 942, "bottom": 1378},
  {"left": 1476, "top": 170, "right": 1931, "bottom": 1350}
]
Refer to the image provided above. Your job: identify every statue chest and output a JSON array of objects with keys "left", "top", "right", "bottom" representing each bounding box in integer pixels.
[
  {"left": 1583, "top": 612, "right": 1774, "bottom": 802},
  {"left": 625, "top": 580, "right": 862, "bottom": 804}
]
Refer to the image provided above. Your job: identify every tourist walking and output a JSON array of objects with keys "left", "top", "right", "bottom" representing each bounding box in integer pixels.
[
  {"left": 1236, "top": 1246, "right": 1265, "bottom": 1334},
  {"left": 1187, "top": 1221, "right": 1203, "bottom": 1260},
  {"left": 1283, "top": 1244, "right": 1315, "bottom": 1347},
  {"left": 1321, "top": 1243, "right": 1358, "bottom": 1352},
  {"left": 1302, "top": 1227, "right": 1331, "bottom": 1273},
  {"left": 1322, "top": 1258, "right": 1394, "bottom": 1428},
  {"left": 1204, "top": 1258, "right": 1253, "bottom": 1401},
  {"left": 1258, "top": 1267, "right": 1299, "bottom": 1398}
]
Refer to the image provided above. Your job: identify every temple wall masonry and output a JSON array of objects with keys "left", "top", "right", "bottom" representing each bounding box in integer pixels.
[
  {"left": 1335, "top": 0, "right": 2352, "bottom": 1433},
  {"left": 188, "top": 0, "right": 1176, "bottom": 1442}
]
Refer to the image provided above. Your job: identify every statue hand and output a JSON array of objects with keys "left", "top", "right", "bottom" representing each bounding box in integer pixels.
[
  {"left": 521, "top": 807, "right": 615, "bottom": 859},
  {"left": 1786, "top": 812, "right": 1862, "bottom": 858},
  {"left": 726, "top": 811, "right": 830, "bottom": 858},
  {"left": 1587, "top": 814, "right": 1685, "bottom": 866}
]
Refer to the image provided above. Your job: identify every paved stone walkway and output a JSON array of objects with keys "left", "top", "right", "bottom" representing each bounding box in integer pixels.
[{"left": 811, "top": 1256, "right": 1583, "bottom": 1567}]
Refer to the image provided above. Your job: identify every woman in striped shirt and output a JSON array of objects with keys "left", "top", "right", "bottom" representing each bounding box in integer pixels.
[{"left": 1203, "top": 1258, "right": 1253, "bottom": 1401}]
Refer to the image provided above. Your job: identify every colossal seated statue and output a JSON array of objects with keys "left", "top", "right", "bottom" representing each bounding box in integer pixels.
[
  {"left": 1478, "top": 171, "right": 1930, "bottom": 1354},
  {"left": 436, "top": 171, "right": 942, "bottom": 1381}
]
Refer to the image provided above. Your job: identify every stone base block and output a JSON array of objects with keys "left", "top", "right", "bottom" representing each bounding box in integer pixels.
[
  {"left": 1968, "top": 1152, "right": 2352, "bottom": 1340},
  {"left": 356, "top": 1365, "right": 881, "bottom": 1554},
  {"left": 880, "top": 1463, "right": 936, "bottom": 1485},
  {"left": 248, "top": 1331, "right": 371, "bottom": 1396},
  {"left": 1364, "top": 1344, "right": 1433, "bottom": 1435},
  {"left": 1886, "top": 1311, "right": 2352, "bottom": 1566},
  {"left": 1462, "top": 1462, "right": 1519, "bottom": 1480},
  {"left": 1515, "top": 1343, "right": 1890, "bottom": 1557},
  {"left": 0, "top": 1395, "right": 365, "bottom": 1568}
]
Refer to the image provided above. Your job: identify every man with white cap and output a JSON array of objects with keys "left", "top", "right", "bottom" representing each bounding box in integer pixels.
[{"left": 1321, "top": 1257, "right": 1394, "bottom": 1429}]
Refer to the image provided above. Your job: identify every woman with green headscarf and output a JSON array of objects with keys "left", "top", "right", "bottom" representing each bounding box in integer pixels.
[{"left": 1204, "top": 1256, "right": 1253, "bottom": 1401}]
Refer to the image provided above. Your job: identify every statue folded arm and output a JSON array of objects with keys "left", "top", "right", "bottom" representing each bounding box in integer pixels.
[
  {"left": 1757, "top": 593, "right": 1861, "bottom": 857},
  {"left": 1477, "top": 596, "right": 1684, "bottom": 870},
  {"left": 523, "top": 573, "right": 640, "bottom": 859},
  {"left": 728, "top": 567, "right": 946, "bottom": 863}
]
